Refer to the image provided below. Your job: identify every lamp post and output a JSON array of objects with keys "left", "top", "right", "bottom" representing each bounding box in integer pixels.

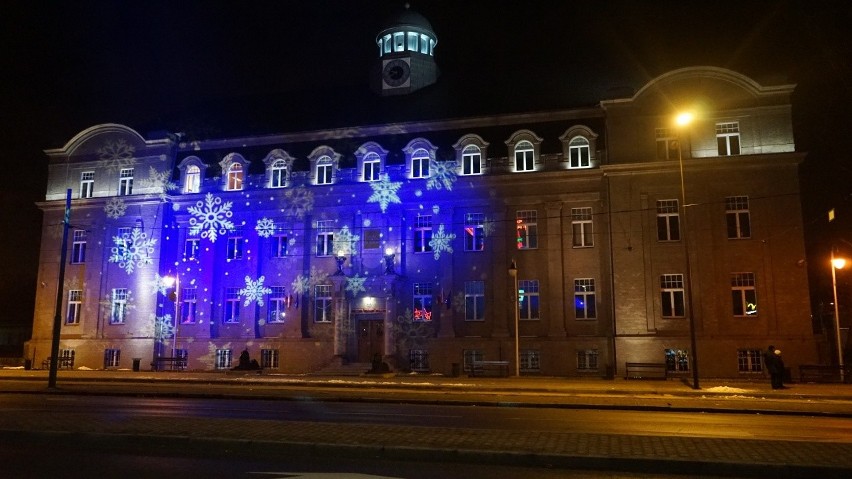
[
  {"left": 384, "top": 247, "right": 395, "bottom": 275},
  {"left": 831, "top": 249, "right": 846, "bottom": 381},
  {"left": 508, "top": 260, "right": 520, "bottom": 377},
  {"left": 163, "top": 275, "right": 180, "bottom": 358},
  {"left": 335, "top": 250, "right": 346, "bottom": 275},
  {"left": 676, "top": 112, "right": 700, "bottom": 389}
]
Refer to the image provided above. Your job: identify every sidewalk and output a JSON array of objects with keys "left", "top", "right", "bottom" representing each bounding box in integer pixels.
[{"left": 3, "top": 368, "right": 852, "bottom": 477}]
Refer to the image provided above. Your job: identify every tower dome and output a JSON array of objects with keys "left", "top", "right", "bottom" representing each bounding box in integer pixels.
[{"left": 372, "top": 5, "right": 439, "bottom": 96}]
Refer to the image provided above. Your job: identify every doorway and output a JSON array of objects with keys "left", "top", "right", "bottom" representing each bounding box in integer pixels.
[{"left": 357, "top": 319, "right": 384, "bottom": 363}]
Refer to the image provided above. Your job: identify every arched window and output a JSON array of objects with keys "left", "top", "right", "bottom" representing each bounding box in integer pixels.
[
  {"left": 317, "top": 155, "right": 333, "bottom": 185},
  {"left": 515, "top": 141, "right": 535, "bottom": 172},
  {"left": 226, "top": 163, "right": 243, "bottom": 191},
  {"left": 270, "top": 159, "right": 287, "bottom": 188},
  {"left": 462, "top": 145, "right": 482, "bottom": 175},
  {"left": 411, "top": 148, "right": 430, "bottom": 178},
  {"left": 184, "top": 165, "right": 200, "bottom": 193},
  {"left": 569, "top": 137, "right": 591, "bottom": 168},
  {"left": 363, "top": 152, "right": 381, "bottom": 182}
]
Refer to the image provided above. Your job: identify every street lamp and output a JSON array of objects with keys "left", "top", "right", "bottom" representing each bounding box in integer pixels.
[
  {"left": 384, "top": 247, "right": 395, "bottom": 275},
  {"left": 334, "top": 250, "right": 346, "bottom": 275},
  {"left": 675, "top": 112, "right": 700, "bottom": 389},
  {"left": 163, "top": 275, "right": 180, "bottom": 359},
  {"left": 831, "top": 249, "right": 846, "bottom": 380},
  {"left": 508, "top": 260, "right": 520, "bottom": 377}
]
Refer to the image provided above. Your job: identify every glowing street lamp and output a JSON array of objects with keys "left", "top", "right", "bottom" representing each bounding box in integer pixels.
[
  {"left": 508, "top": 260, "right": 520, "bottom": 377},
  {"left": 675, "top": 112, "right": 700, "bottom": 390},
  {"left": 384, "top": 247, "right": 396, "bottom": 275},
  {"left": 334, "top": 250, "right": 346, "bottom": 275},
  {"left": 831, "top": 250, "right": 846, "bottom": 380}
]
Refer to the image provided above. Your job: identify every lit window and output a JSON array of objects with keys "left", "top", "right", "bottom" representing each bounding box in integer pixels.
[
  {"left": 184, "top": 165, "right": 200, "bottom": 193},
  {"left": 316, "top": 220, "right": 334, "bottom": 257},
  {"left": 413, "top": 283, "right": 433, "bottom": 321},
  {"left": 518, "top": 280, "right": 539, "bottom": 320},
  {"left": 268, "top": 286, "right": 288, "bottom": 324},
  {"left": 656, "top": 200, "right": 680, "bottom": 241},
  {"left": 516, "top": 210, "right": 538, "bottom": 249},
  {"left": 726, "top": 196, "right": 751, "bottom": 239},
  {"left": 716, "top": 122, "right": 741, "bottom": 156},
  {"left": 270, "top": 160, "right": 287, "bottom": 188},
  {"left": 414, "top": 215, "right": 433, "bottom": 253},
  {"left": 461, "top": 145, "right": 481, "bottom": 175},
  {"left": 103, "top": 349, "right": 121, "bottom": 368},
  {"left": 110, "top": 288, "right": 128, "bottom": 324},
  {"left": 574, "top": 278, "right": 596, "bottom": 320},
  {"left": 314, "top": 285, "right": 332, "bottom": 323},
  {"left": 215, "top": 349, "right": 232, "bottom": 369},
  {"left": 464, "top": 213, "right": 485, "bottom": 251},
  {"left": 571, "top": 207, "right": 594, "bottom": 247},
  {"left": 393, "top": 32, "right": 405, "bottom": 52},
  {"left": 181, "top": 288, "right": 197, "bottom": 324},
  {"left": 411, "top": 148, "right": 430, "bottom": 178},
  {"left": 118, "top": 168, "right": 134, "bottom": 196},
  {"left": 514, "top": 141, "right": 535, "bottom": 172},
  {"left": 655, "top": 128, "right": 679, "bottom": 160},
  {"left": 363, "top": 152, "right": 381, "bottom": 182},
  {"left": 80, "top": 171, "right": 94, "bottom": 199},
  {"left": 71, "top": 230, "right": 87, "bottom": 264},
  {"left": 66, "top": 290, "right": 82, "bottom": 325},
  {"left": 420, "top": 34, "right": 429, "bottom": 54},
  {"left": 224, "top": 287, "right": 240, "bottom": 323},
  {"left": 226, "top": 163, "right": 243, "bottom": 191},
  {"left": 665, "top": 348, "right": 690, "bottom": 372},
  {"left": 406, "top": 32, "right": 418, "bottom": 51},
  {"left": 660, "top": 274, "right": 685, "bottom": 318},
  {"left": 568, "top": 137, "right": 591, "bottom": 168},
  {"left": 731, "top": 272, "right": 757, "bottom": 317},
  {"left": 577, "top": 350, "right": 598, "bottom": 371},
  {"left": 464, "top": 281, "right": 485, "bottom": 321}
]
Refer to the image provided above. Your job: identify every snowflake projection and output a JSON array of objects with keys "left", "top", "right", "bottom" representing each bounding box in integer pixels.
[
  {"left": 65, "top": 274, "right": 85, "bottom": 291},
  {"left": 239, "top": 275, "right": 272, "bottom": 307},
  {"left": 188, "top": 193, "right": 235, "bottom": 243},
  {"left": 332, "top": 225, "right": 360, "bottom": 255},
  {"left": 426, "top": 160, "right": 458, "bottom": 191},
  {"left": 153, "top": 313, "right": 175, "bottom": 342},
  {"left": 109, "top": 228, "right": 157, "bottom": 274},
  {"left": 482, "top": 217, "right": 496, "bottom": 237},
  {"left": 149, "top": 273, "right": 171, "bottom": 296},
  {"left": 394, "top": 309, "right": 434, "bottom": 350},
  {"left": 98, "top": 289, "right": 136, "bottom": 317},
  {"left": 282, "top": 186, "right": 314, "bottom": 219},
  {"left": 97, "top": 139, "right": 136, "bottom": 174},
  {"left": 255, "top": 217, "right": 276, "bottom": 238},
  {"left": 452, "top": 291, "right": 466, "bottom": 312},
  {"left": 292, "top": 267, "right": 329, "bottom": 296},
  {"left": 139, "top": 166, "right": 178, "bottom": 200},
  {"left": 428, "top": 223, "right": 456, "bottom": 260},
  {"left": 345, "top": 274, "right": 367, "bottom": 296},
  {"left": 197, "top": 342, "right": 233, "bottom": 369},
  {"left": 367, "top": 174, "right": 402, "bottom": 213},
  {"left": 104, "top": 197, "right": 127, "bottom": 219}
]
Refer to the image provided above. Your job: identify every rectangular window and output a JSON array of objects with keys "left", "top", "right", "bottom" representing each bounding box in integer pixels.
[
  {"left": 317, "top": 164, "right": 333, "bottom": 185},
  {"left": 261, "top": 349, "right": 280, "bottom": 369},
  {"left": 464, "top": 213, "right": 485, "bottom": 251},
  {"left": 656, "top": 199, "right": 681, "bottom": 241},
  {"left": 173, "top": 349, "right": 188, "bottom": 366},
  {"left": 406, "top": 32, "right": 418, "bottom": 52},
  {"left": 363, "top": 229, "right": 381, "bottom": 249},
  {"left": 737, "top": 349, "right": 764, "bottom": 373},
  {"left": 731, "top": 272, "right": 757, "bottom": 317},
  {"left": 413, "top": 283, "right": 433, "bottom": 321},
  {"left": 412, "top": 155, "right": 430, "bottom": 178},
  {"left": 568, "top": 138, "right": 591, "bottom": 168},
  {"left": 414, "top": 215, "right": 433, "bottom": 253},
  {"left": 574, "top": 278, "right": 596, "bottom": 320},
  {"left": 80, "top": 171, "right": 94, "bottom": 199},
  {"left": 409, "top": 349, "right": 430, "bottom": 372},
  {"left": 226, "top": 228, "right": 243, "bottom": 260},
  {"left": 515, "top": 210, "right": 538, "bottom": 249},
  {"left": 463, "top": 349, "right": 483, "bottom": 373},
  {"left": 110, "top": 288, "right": 128, "bottom": 324},
  {"left": 272, "top": 234, "right": 288, "bottom": 258},
  {"left": 464, "top": 281, "right": 485, "bottom": 321},
  {"left": 518, "top": 279, "right": 540, "bottom": 320},
  {"left": 103, "top": 349, "right": 121, "bottom": 368},
  {"left": 268, "top": 286, "right": 288, "bottom": 323},
  {"left": 118, "top": 168, "right": 134, "bottom": 196},
  {"left": 224, "top": 287, "right": 240, "bottom": 323},
  {"left": 316, "top": 220, "right": 334, "bottom": 257},
  {"left": 181, "top": 288, "right": 197, "bottom": 324},
  {"left": 515, "top": 149, "right": 534, "bottom": 172},
  {"left": 716, "top": 122, "right": 741, "bottom": 156},
  {"left": 363, "top": 159, "right": 380, "bottom": 182},
  {"left": 660, "top": 274, "right": 685, "bottom": 318},
  {"left": 577, "top": 349, "right": 599, "bottom": 371},
  {"left": 571, "top": 207, "right": 594, "bottom": 247},
  {"left": 462, "top": 148, "right": 481, "bottom": 175},
  {"left": 520, "top": 349, "right": 541, "bottom": 372},
  {"left": 314, "top": 285, "right": 332, "bottom": 323},
  {"left": 665, "top": 348, "right": 690, "bottom": 372},
  {"left": 655, "top": 128, "right": 679, "bottom": 160},
  {"left": 184, "top": 238, "right": 200, "bottom": 260},
  {"left": 184, "top": 166, "right": 201, "bottom": 193},
  {"left": 215, "top": 349, "right": 232, "bottom": 369},
  {"left": 58, "top": 349, "right": 75, "bottom": 369},
  {"left": 71, "top": 229, "right": 87, "bottom": 264},
  {"left": 726, "top": 196, "right": 751, "bottom": 239},
  {"left": 270, "top": 162, "right": 287, "bottom": 188},
  {"left": 66, "top": 290, "right": 82, "bottom": 325}
]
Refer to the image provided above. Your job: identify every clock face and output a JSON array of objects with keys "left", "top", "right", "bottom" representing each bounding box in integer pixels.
[{"left": 382, "top": 58, "right": 411, "bottom": 88}]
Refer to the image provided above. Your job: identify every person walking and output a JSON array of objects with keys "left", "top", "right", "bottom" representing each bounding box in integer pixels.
[
  {"left": 774, "top": 348, "right": 786, "bottom": 389},
  {"left": 765, "top": 345, "right": 780, "bottom": 389}
]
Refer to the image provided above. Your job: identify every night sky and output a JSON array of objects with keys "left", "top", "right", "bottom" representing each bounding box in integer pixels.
[{"left": 3, "top": 0, "right": 851, "bottom": 327}]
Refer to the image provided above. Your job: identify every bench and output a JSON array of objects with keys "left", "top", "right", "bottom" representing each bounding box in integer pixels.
[
  {"left": 151, "top": 356, "right": 187, "bottom": 371},
  {"left": 470, "top": 360, "right": 509, "bottom": 377},
  {"left": 799, "top": 365, "right": 850, "bottom": 383},
  {"left": 42, "top": 357, "right": 74, "bottom": 370},
  {"left": 625, "top": 362, "right": 668, "bottom": 380}
]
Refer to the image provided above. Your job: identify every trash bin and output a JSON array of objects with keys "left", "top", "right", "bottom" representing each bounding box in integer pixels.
[
  {"left": 132, "top": 358, "right": 141, "bottom": 372},
  {"left": 451, "top": 363, "right": 460, "bottom": 377}
]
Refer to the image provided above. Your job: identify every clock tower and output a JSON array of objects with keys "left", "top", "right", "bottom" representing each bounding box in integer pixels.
[{"left": 371, "top": 6, "right": 438, "bottom": 96}]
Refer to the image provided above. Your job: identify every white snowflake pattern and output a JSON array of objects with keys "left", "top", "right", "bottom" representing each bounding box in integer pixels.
[
  {"left": 153, "top": 313, "right": 175, "bottom": 341},
  {"left": 139, "top": 166, "right": 178, "bottom": 200},
  {"left": 104, "top": 197, "right": 127, "bottom": 219},
  {"left": 239, "top": 275, "right": 273, "bottom": 307},
  {"left": 345, "top": 274, "right": 367, "bottom": 296},
  {"left": 426, "top": 160, "right": 458, "bottom": 191},
  {"left": 97, "top": 139, "right": 136, "bottom": 174},
  {"left": 332, "top": 225, "right": 360, "bottom": 255},
  {"left": 482, "top": 217, "right": 496, "bottom": 237},
  {"left": 282, "top": 186, "right": 314, "bottom": 219},
  {"left": 428, "top": 223, "right": 456, "bottom": 260},
  {"left": 367, "top": 174, "right": 402, "bottom": 213},
  {"left": 292, "top": 267, "right": 329, "bottom": 296},
  {"left": 188, "top": 193, "right": 235, "bottom": 242},
  {"left": 255, "top": 217, "right": 276, "bottom": 238},
  {"left": 109, "top": 228, "right": 157, "bottom": 274},
  {"left": 149, "top": 273, "right": 170, "bottom": 296}
]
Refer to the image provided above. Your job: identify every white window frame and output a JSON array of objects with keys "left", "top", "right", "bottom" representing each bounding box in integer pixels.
[
  {"left": 660, "top": 274, "right": 685, "bottom": 318},
  {"left": 181, "top": 288, "right": 197, "bottom": 324},
  {"left": 464, "top": 213, "right": 485, "bottom": 252},
  {"left": 362, "top": 152, "right": 381, "bottom": 182},
  {"left": 261, "top": 348, "right": 280, "bottom": 369},
  {"left": 268, "top": 286, "right": 288, "bottom": 323},
  {"left": 574, "top": 278, "right": 596, "bottom": 320},
  {"left": 657, "top": 199, "right": 681, "bottom": 242},
  {"left": 71, "top": 229, "right": 86, "bottom": 264},
  {"left": 731, "top": 272, "right": 757, "bottom": 317},
  {"left": 737, "top": 349, "right": 763, "bottom": 373},
  {"left": 118, "top": 168, "right": 134, "bottom": 196},
  {"left": 314, "top": 284, "right": 332, "bottom": 323},
  {"left": 224, "top": 287, "right": 240, "bottom": 323},
  {"left": 665, "top": 348, "right": 690, "bottom": 372},
  {"left": 316, "top": 156, "right": 333, "bottom": 185},
  {"left": 571, "top": 207, "right": 594, "bottom": 248},
  {"left": 226, "top": 163, "right": 244, "bottom": 191},
  {"left": 568, "top": 136, "right": 591, "bottom": 168},
  {"left": 110, "top": 288, "right": 128, "bottom": 324},
  {"left": 226, "top": 228, "right": 243, "bottom": 260},
  {"left": 316, "top": 220, "right": 334, "bottom": 257},
  {"left": 215, "top": 349, "right": 232, "bottom": 369},
  {"left": 66, "top": 290, "right": 82, "bottom": 325},
  {"left": 184, "top": 165, "right": 201, "bottom": 193},
  {"left": 272, "top": 233, "right": 288, "bottom": 258},
  {"left": 726, "top": 196, "right": 751, "bottom": 239},
  {"left": 413, "top": 283, "right": 433, "bottom": 321},
  {"left": 411, "top": 148, "right": 430, "bottom": 179},
  {"left": 716, "top": 122, "right": 741, "bottom": 156},
  {"left": 103, "top": 349, "right": 121, "bottom": 368},
  {"left": 184, "top": 238, "right": 200, "bottom": 260},
  {"left": 514, "top": 140, "right": 535, "bottom": 172},
  {"left": 518, "top": 279, "right": 540, "bottom": 321},
  {"left": 464, "top": 281, "right": 485, "bottom": 321},
  {"left": 80, "top": 171, "right": 94, "bottom": 199},
  {"left": 520, "top": 349, "right": 541, "bottom": 372},
  {"left": 516, "top": 210, "right": 538, "bottom": 250},
  {"left": 414, "top": 215, "right": 433, "bottom": 253},
  {"left": 577, "top": 349, "right": 599, "bottom": 371},
  {"left": 269, "top": 159, "right": 287, "bottom": 188},
  {"left": 461, "top": 145, "right": 482, "bottom": 175}
]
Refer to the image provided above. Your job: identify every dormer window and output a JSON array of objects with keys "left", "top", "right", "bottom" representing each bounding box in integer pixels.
[
  {"left": 412, "top": 148, "right": 430, "bottom": 178},
  {"left": 262, "top": 149, "right": 295, "bottom": 189},
  {"left": 506, "top": 130, "right": 543, "bottom": 173},
  {"left": 453, "top": 134, "right": 489, "bottom": 176},
  {"left": 355, "top": 142, "right": 388, "bottom": 183},
  {"left": 568, "top": 137, "right": 591, "bottom": 168},
  {"left": 363, "top": 153, "right": 381, "bottom": 182},
  {"left": 270, "top": 160, "right": 287, "bottom": 188},
  {"left": 559, "top": 126, "right": 598, "bottom": 170},
  {"left": 226, "top": 163, "right": 243, "bottom": 191},
  {"left": 515, "top": 141, "right": 535, "bottom": 172},
  {"left": 219, "top": 153, "right": 249, "bottom": 192},
  {"left": 308, "top": 146, "right": 341, "bottom": 186},
  {"left": 184, "top": 165, "right": 200, "bottom": 193},
  {"left": 317, "top": 157, "right": 333, "bottom": 185}
]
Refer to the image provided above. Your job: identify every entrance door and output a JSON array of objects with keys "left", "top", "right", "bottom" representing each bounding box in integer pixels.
[{"left": 357, "top": 320, "right": 384, "bottom": 363}]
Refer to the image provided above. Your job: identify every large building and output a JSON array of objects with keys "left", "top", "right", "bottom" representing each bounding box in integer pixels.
[{"left": 26, "top": 10, "right": 817, "bottom": 378}]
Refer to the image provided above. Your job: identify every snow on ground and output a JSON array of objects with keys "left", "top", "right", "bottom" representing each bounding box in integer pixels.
[{"left": 702, "top": 385, "right": 753, "bottom": 394}]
